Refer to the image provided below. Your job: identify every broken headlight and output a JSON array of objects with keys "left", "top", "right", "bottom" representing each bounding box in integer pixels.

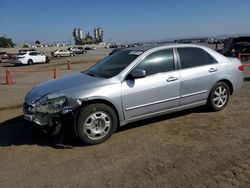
[{"left": 30, "top": 96, "right": 66, "bottom": 114}]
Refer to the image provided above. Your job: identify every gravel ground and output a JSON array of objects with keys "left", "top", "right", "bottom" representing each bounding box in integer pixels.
[{"left": 0, "top": 44, "right": 250, "bottom": 188}]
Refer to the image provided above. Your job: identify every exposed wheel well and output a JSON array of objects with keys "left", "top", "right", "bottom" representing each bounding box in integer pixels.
[
  {"left": 217, "top": 79, "right": 233, "bottom": 95},
  {"left": 81, "top": 99, "right": 120, "bottom": 124}
]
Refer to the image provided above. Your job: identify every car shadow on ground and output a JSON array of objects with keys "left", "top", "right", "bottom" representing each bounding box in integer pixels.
[
  {"left": 0, "top": 116, "right": 54, "bottom": 147},
  {"left": 0, "top": 106, "right": 209, "bottom": 148},
  {"left": 117, "top": 106, "right": 208, "bottom": 132}
]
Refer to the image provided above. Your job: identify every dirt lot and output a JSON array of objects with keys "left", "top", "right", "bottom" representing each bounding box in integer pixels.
[{"left": 0, "top": 46, "right": 250, "bottom": 188}]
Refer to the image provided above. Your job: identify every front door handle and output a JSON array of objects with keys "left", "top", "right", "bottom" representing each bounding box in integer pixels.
[
  {"left": 167, "top": 76, "right": 179, "bottom": 82},
  {"left": 209, "top": 68, "right": 218, "bottom": 73}
]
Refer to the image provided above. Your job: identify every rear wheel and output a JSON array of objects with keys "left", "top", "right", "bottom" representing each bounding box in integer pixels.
[
  {"left": 27, "top": 59, "right": 33, "bottom": 65},
  {"left": 207, "top": 82, "right": 230, "bottom": 111},
  {"left": 45, "top": 57, "right": 50, "bottom": 63},
  {"left": 76, "top": 103, "right": 117, "bottom": 145}
]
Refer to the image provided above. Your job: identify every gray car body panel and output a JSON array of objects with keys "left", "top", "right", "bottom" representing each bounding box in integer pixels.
[{"left": 24, "top": 44, "right": 244, "bottom": 127}]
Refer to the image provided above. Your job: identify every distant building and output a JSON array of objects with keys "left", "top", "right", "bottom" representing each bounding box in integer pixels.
[
  {"left": 94, "top": 27, "right": 103, "bottom": 43},
  {"left": 73, "top": 28, "right": 84, "bottom": 45},
  {"left": 73, "top": 27, "right": 103, "bottom": 45},
  {"left": 79, "top": 30, "right": 83, "bottom": 40}
]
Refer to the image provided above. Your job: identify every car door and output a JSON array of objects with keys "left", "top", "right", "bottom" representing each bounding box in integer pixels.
[
  {"left": 177, "top": 47, "right": 221, "bottom": 105},
  {"left": 65, "top": 50, "right": 70, "bottom": 56},
  {"left": 29, "top": 52, "right": 38, "bottom": 63},
  {"left": 59, "top": 50, "right": 65, "bottom": 56},
  {"left": 122, "top": 48, "right": 181, "bottom": 120},
  {"left": 36, "top": 52, "right": 46, "bottom": 63}
]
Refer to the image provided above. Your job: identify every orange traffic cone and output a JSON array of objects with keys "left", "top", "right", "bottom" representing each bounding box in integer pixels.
[
  {"left": 6, "top": 68, "right": 13, "bottom": 85},
  {"left": 54, "top": 67, "right": 58, "bottom": 79}
]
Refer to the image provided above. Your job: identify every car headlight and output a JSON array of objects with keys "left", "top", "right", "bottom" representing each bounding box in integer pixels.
[{"left": 30, "top": 96, "right": 66, "bottom": 114}]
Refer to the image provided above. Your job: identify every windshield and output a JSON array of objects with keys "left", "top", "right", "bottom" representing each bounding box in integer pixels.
[{"left": 85, "top": 50, "right": 142, "bottom": 78}]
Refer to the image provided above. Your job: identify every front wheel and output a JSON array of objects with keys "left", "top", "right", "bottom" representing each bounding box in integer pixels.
[
  {"left": 207, "top": 82, "right": 230, "bottom": 111},
  {"left": 76, "top": 103, "right": 118, "bottom": 145}
]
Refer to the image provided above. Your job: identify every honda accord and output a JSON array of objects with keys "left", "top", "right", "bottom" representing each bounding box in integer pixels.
[{"left": 23, "top": 44, "right": 244, "bottom": 145}]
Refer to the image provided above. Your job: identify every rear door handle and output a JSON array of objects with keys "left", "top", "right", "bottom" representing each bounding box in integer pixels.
[
  {"left": 209, "top": 68, "right": 218, "bottom": 73},
  {"left": 167, "top": 76, "right": 179, "bottom": 82}
]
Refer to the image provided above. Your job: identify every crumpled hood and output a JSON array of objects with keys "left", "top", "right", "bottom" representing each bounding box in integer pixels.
[{"left": 25, "top": 72, "right": 104, "bottom": 105}]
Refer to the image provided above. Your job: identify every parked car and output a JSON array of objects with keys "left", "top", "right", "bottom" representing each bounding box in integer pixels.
[
  {"left": 0, "top": 52, "right": 8, "bottom": 63},
  {"left": 11, "top": 51, "right": 49, "bottom": 65},
  {"left": 51, "top": 50, "right": 75, "bottom": 57},
  {"left": 109, "top": 44, "right": 119, "bottom": 48},
  {"left": 223, "top": 36, "right": 250, "bottom": 59},
  {"left": 85, "top": 46, "right": 96, "bottom": 51},
  {"left": 7, "top": 53, "right": 17, "bottom": 60},
  {"left": 23, "top": 44, "right": 244, "bottom": 145},
  {"left": 68, "top": 47, "right": 87, "bottom": 54},
  {"left": 0, "top": 52, "right": 8, "bottom": 59}
]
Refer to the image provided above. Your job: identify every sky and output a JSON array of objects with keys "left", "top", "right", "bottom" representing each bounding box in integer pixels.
[{"left": 0, "top": 0, "right": 250, "bottom": 45}]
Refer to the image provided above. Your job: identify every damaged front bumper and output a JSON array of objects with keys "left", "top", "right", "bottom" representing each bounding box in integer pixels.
[{"left": 23, "top": 99, "right": 80, "bottom": 136}]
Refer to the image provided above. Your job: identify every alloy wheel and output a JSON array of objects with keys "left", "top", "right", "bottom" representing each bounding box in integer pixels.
[
  {"left": 212, "top": 85, "right": 228, "bottom": 108},
  {"left": 83, "top": 111, "right": 111, "bottom": 140}
]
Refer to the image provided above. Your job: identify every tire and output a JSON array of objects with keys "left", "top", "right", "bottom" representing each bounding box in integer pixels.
[
  {"left": 76, "top": 103, "right": 118, "bottom": 145},
  {"left": 57, "top": 54, "right": 60, "bottom": 58},
  {"left": 45, "top": 57, "right": 50, "bottom": 64},
  {"left": 207, "top": 82, "right": 230, "bottom": 111},
  {"left": 27, "top": 59, "right": 33, "bottom": 65}
]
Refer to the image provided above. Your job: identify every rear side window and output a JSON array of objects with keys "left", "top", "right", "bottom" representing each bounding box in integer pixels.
[
  {"left": 205, "top": 51, "right": 218, "bottom": 64},
  {"left": 177, "top": 47, "right": 218, "bottom": 69},
  {"left": 136, "top": 49, "right": 175, "bottom": 76}
]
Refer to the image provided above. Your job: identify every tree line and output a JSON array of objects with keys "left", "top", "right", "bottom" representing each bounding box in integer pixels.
[{"left": 0, "top": 36, "right": 16, "bottom": 48}]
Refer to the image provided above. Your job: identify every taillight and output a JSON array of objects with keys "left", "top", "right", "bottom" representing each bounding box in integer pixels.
[{"left": 238, "top": 65, "right": 244, "bottom": 71}]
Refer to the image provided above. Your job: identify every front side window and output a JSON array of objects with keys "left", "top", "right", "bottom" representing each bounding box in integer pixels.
[
  {"left": 135, "top": 49, "right": 175, "bottom": 76},
  {"left": 178, "top": 47, "right": 207, "bottom": 69}
]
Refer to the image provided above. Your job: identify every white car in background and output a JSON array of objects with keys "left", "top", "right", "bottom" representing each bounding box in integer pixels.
[
  {"left": 12, "top": 51, "right": 49, "bottom": 65},
  {"left": 51, "top": 49, "right": 75, "bottom": 57}
]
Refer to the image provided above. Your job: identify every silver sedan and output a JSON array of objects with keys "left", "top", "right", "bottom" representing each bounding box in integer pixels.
[
  {"left": 24, "top": 44, "right": 244, "bottom": 145},
  {"left": 51, "top": 49, "right": 75, "bottom": 57}
]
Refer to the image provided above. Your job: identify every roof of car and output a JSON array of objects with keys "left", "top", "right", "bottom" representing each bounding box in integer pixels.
[{"left": 125, "top": 43, "right": 206, "bottom": 52}]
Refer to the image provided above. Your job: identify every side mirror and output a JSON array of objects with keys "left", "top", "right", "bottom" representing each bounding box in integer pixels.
[{"left": 127, "top": 69, "right": 146, "bottom": 79}]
